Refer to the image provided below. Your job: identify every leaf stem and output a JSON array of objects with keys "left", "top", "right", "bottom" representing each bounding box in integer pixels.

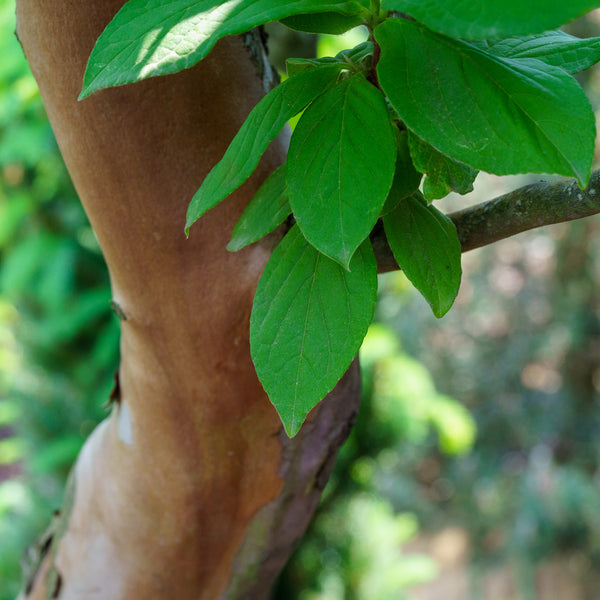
[{"left": 367, "top": 39, "right": 381, "bottom": 87}]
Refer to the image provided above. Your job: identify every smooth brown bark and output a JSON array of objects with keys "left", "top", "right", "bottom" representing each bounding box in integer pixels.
[{"left": 16, "top": 2, "right": 360, "bottom": 598}]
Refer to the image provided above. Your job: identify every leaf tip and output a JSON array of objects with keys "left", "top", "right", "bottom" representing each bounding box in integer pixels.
[
  {"left": 185, "top": 209, "right": 198, "bottom": 236},
  {"left": 283, "top": 418, "right": 302, "bottom": 438},
  {"left": 430, "top": 291, "right": 458, "bottom": 319},
  {"left": 78, "top": 86, "right": 91, "bottom": 101},
  {"left": 431, "top": 305, "right": 449, "bottom": 319},
  {"left": 330, "top": 252, "right": 353, "bottom": 272},
  {"left": 577, "top": 170, "right": 592, "bottom": 190}
]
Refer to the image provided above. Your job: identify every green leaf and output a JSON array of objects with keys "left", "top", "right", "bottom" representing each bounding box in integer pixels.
[
  {"left": 383, "top": 193, "right": 461, "bottom": 317},
  {"left": 281, "top": 11, "right": 364, "bottom": 34},
  {"left": 80, "top": 0, "right": 367, "bottom": 98},
  {"left": 339, "top": 41, "right": 374, "bottom": 64},
  {"left": 287, "top": 57, "right": 343, "bottom": 77},
  {"left": 186, "top": 64, "right": 344, "bottom": 232},
  {"left": 381, "top": 129, "right": 422, "bottom": 215},
  {"left": 407, "top": 132, "right": 478, "bottom": 201},
  {"left": 228, "top": 164, "right": 290, "bottom": 251},
  {"left": 381, "top": 0, "right": 600, "bottom": 39},
  {"left": 250, "top": 226, "right": 377, "bottom": 437},
  {"left": 287, "top": 74, "right": 396, "bottom": 268},
  {"left": 287, "top": 41, "right": 373, "bottom": 77},
  {"left": 476, "top": 31, "right": 600, "bottom": 75},
  {"left": 375, "top": 19, "right": 595, "bottom": 187}
]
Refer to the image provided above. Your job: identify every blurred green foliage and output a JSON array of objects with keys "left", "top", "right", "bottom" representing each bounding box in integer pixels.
[
  {"left": 0, "top": 1, "right": 118, "bottom": 596},
  {"left": 274, "top": 323, "right": 474, "bottom": 599},
  {"left": 376, "top": 215, "right": 600, "bottom": 586},
  {"left": 2, "top": 6, "right": 600, "bottom": 600}
]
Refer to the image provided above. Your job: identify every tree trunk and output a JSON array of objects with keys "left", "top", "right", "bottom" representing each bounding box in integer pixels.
[{"left": 15, "top": 2, "right": 361, "bottom": 598}]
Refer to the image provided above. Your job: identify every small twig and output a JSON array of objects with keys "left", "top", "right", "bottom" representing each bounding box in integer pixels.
[
  {"left": 374, "top": 170, "right": 600, "bottom": 273},
  {"left": 368, "top": 40, "right": 381, "bottom": 87}
]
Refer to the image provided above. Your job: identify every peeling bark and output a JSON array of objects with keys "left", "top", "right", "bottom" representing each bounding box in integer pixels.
[{"left": 15, "top": 1, "right": 360, "bottom": 598}]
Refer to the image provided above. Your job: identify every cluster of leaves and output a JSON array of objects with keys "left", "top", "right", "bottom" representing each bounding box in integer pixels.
[{"left": 81, "top": 0, "right": 600, "bottom": 435}]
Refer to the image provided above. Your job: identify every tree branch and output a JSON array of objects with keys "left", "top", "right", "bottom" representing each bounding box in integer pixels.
[{"left": 374, "top": 170, "right": 600, "bottom": 273}]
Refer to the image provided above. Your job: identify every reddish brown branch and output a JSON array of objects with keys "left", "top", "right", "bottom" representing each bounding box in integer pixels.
[{"left": 375, "top": 171, "right": 600, "bottom": 272}]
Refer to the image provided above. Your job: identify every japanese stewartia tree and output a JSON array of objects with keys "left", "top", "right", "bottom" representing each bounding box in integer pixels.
[{"left": 13, "top": 0, "right": 600, "bottom": 598}]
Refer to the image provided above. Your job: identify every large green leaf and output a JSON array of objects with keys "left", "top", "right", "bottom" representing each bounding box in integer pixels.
[
  {"left": 375, "top": 19, "right": 595, "bottom": 187},
  {"left": 281, "top": 11, "right": 364, "bottom": 34},
  {"left": 287, "top": 74, "right": 396, "bottom": 268},
  {"left": 408, "top": 132, "right": 478, "bottom": 201},
  {"left": 383, "top": 193, "right": 461, "bottom": 317},
  {"left": 80, "top": 0, "right": 367, "bottom": 97},
  {"left": 381, "top": 0, "right": 600, "bottom": 38},
  {"left": 251, "top": 226, "right": 377, "bottom": 437},
  {"left": 228, "top": 164, "right": 290, "bottom": 251},
  {"left": 186, "top": 64, "right": 343, "bottom": 232},
  {"left": 477, "top": 31, "right": 600, "bottom": 75}
]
